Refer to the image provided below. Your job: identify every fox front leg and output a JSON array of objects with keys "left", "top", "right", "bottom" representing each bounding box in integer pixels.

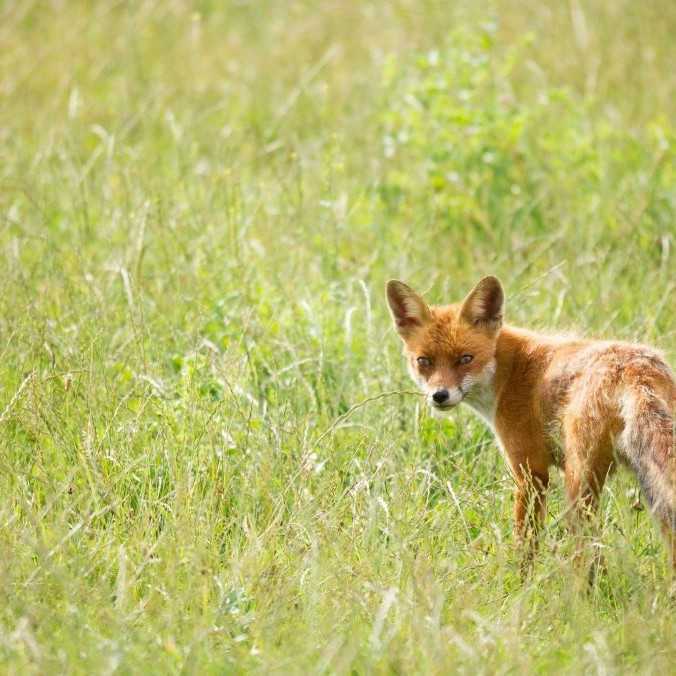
[
  {"left": 512, "top": 469, "right": 549, "bottom": 576},
  {"left": 498, "top": 428, "right": 551, "bottom": 576}
]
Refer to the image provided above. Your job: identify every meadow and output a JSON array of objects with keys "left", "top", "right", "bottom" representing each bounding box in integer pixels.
[{"left": 1, "top": 1, "right": 675, "bottom": 673}]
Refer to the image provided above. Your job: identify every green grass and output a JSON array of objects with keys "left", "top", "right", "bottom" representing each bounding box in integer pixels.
[{"left": 1, "top": 1, "right": 675, "bottom": 673}]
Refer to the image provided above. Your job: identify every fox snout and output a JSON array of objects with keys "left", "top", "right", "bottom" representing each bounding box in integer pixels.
[{"left": 429, "top": 385, "right": 463, "bottom": 411}]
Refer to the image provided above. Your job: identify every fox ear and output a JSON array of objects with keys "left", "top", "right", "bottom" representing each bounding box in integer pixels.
[
  {"left": 460, "top": 276, "right": 504, "bottom": 330},
  {"left": 386, "top": 280, "right": 431, "bottom": 337}
]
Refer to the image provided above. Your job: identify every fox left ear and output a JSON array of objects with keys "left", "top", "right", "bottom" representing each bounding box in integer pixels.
[
  {"left": 386, "top": 280, "right": 431, "bottom": 337},
  {"left": 460, "top": 276, "right": 504, "bottom": 331}
]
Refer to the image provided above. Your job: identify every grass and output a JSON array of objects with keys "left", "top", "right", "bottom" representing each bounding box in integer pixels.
[{"left": 1, "top": 0, "right": 675, "bottom": 673}]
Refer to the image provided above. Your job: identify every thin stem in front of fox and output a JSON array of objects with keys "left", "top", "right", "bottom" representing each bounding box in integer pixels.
[{"left": 312, "top": 389, "right": 424, "bottom": 450}]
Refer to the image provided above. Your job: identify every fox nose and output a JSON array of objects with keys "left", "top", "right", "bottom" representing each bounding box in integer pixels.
[{"left": 432, "top": 389, "right": 449, "bottom": 404}]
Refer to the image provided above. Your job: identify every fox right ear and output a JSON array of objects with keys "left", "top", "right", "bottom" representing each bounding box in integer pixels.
[
  {"left": 460, "top": 275, "right": 504, "bottom": 331},
  {"left": 386, "top": 280, "right": 431, "bottom": 337}
]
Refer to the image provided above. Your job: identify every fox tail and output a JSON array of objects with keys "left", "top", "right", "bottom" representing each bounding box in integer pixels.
[{"left": 619, "top": 384, "right": 676, "bottom": 535}]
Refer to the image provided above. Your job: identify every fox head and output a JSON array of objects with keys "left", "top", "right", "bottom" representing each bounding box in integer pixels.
[{"left": 386, "top": 276, "right": 504, "bottom": 415}]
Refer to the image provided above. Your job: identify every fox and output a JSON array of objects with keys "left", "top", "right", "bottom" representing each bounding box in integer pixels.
[{"left": 386, "top": 275, "right": 676, "bottom": 573}]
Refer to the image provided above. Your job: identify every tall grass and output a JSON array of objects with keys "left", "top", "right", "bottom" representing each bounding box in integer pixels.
[{"left": 1, "top": 1, "right": 674, "bottom": 672}]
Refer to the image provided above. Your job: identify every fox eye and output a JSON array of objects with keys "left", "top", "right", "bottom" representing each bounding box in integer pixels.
[
  {"left": 417, "top": 356, "right": 432, "bottom": 368},
  {"left": 459, "top": 354, "right": 473, "bottom": 365}
]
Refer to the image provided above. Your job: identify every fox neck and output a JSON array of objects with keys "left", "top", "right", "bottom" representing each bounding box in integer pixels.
[
  {"left": 461, "top": 325, "right": 524, "bottom": 428},
  {"left": 492, "top": 324, "right": 542, "bottom": 387},
  {"left": 462, "top": 358, "right": 498, "bottom": 428}
]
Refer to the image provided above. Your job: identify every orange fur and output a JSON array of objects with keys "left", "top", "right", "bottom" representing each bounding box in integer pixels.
[{"left": 387, "top": 277, "right": 676, "bottom": 572}]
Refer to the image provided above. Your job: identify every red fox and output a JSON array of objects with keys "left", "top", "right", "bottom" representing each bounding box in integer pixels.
[{"left": 387, "top": 276, "right": 676, "bottom": 571}]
